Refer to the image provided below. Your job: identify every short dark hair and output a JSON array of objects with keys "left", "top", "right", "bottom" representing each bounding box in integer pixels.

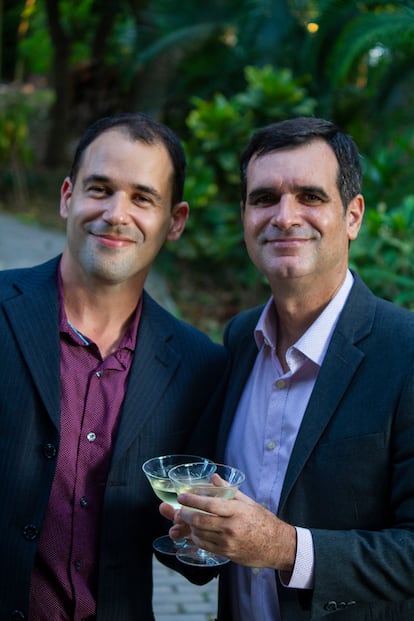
[
  {"left": 240, "top": 117, "right": 362, "bottom": 211},
  {"left": 69, "top": 112, "right": 186, "bottom": 207}
]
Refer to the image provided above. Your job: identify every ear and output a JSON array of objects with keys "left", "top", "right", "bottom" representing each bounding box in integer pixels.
[
  {"left": 166, "top": 201, "right": 189, "bottom": 241},
  {"left": 240, "top": 200, "right": 245, "bottom": 223},
  {"left": 60, "top": 177, "right": 73, "bottom": 220},
  {"left": 346, "top": 194, "right": 364, "bottom": 241}
]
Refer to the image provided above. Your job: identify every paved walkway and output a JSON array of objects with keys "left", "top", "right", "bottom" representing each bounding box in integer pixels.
[
  {"left": 153, "top": 559, "right": 218, "bottom": 620},
  {"left": 0, "top": 211, "right": 218, "bottom": 620},
  {"left": 0, "top": 212, "right": 177, "bottom": 314}
]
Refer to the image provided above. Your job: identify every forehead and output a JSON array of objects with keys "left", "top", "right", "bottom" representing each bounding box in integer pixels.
[
  {"left": 78, "top": 129, "right": 173, "bottom": 181},
  {"left": 247, "top": 139, "right": 339, "bottom": 189}
]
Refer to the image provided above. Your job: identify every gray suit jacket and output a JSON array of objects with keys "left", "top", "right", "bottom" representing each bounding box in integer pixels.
[
  {"left": 0, "top": 256, "right": 228, "bottom": 621},
  {"left": 215, "top": 274, "right": 414, "bottom": 620}
]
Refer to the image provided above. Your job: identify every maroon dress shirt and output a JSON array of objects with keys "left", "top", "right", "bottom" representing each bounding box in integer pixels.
[{"left": 29, "top": 273, "right": 141, "bottom": 621}]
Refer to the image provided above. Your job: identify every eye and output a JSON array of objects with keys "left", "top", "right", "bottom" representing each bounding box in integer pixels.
[
  {"left": 251, "top": 193, "right": 277, "bottom": 207},
  {"left": 86, "top": 185, "right": 109, "bottom": 197},
  {"left": 300, "top": 192, "right": 325, "bottom": 205},
  {"left": 133, "top": 193, "right": 155, "bottom": 207}
]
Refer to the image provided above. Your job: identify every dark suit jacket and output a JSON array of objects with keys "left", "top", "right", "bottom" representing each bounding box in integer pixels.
[
  {"left": 0, "top": 256, "right": 228, "bottom": 621},
  {"left": 215, "top": 274, "right": 414, "bottom": 620}
]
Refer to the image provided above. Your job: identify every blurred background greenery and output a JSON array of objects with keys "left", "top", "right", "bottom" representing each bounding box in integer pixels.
[{"left": 1, "top": 0, "right": 414, "bottom": 339}]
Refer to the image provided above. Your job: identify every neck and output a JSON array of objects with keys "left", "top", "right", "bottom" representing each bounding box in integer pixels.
[
  {"left": 61, "top": 269, "right": 142, "bottom": 359},
  {"left": 271, "top": 275, "right": 346, "bottom": 369}
]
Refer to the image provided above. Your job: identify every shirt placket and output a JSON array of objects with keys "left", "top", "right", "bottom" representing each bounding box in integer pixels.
[
  {"left": 70, "top": 360, "right": 116, "bottom": 619},
  {"left": 251, "top": 354, "right": 289, "bottom": 620}
]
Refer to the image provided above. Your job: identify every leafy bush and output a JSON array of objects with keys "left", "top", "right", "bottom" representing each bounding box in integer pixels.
[
  {"left": 166, "top": 64, "right": 316, "bottom": 281},
  {"left": 350, "top": 197, "right": 414, "bottom": 309},
  {"left": 0, "top": 85, "right": 54, "bottom": 206},
  {"left": 361, "top": 130, "right": 414, "bottom": 209}
]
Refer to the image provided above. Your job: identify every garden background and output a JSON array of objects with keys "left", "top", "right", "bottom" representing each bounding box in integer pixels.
[{"left": 1, "top": 0, "right": 414, "bottom": 340}]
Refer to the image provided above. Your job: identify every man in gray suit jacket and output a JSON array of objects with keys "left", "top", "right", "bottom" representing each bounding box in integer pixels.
[
  {"left": 0, "top": 113, "right": 227, "bottom": 621},
  {"left": 162, "top": 117, "right": 414, "bottom": 620}
]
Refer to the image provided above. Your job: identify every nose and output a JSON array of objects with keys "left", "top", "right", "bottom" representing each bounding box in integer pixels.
[
  {"left": 103, "top": 192, "right": 131, "bottom": 225},
  {"left": 269, "top": 194, "right": 300, "bottom": 229}
]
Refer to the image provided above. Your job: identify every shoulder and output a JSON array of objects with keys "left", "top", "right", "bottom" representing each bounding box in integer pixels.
[
  {"left": 224, "top": 305, "right": 264, "bottom": 348},
  {"left": 141, "top": 290, "right": 227, "bottom": 360},
  {"left": 0, "top": 257, "right": 60, "bottom": 300},
  {"left": 342, "top": 273, "right": 414, "bottom": 349},
  {"left": 349, "top": 273, "right": 414, "bottom": 325}
]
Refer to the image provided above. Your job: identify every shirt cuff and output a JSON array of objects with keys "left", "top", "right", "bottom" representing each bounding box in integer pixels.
[{"left": 279, "top": 527, "right": 314, "bottom": 589}]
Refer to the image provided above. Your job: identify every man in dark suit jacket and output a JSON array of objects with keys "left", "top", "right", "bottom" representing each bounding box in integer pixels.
[
  {"left": 162, "top": 117, "right": 414, "bottom": 620},
  {"left": 0, "top": 113, "right": 227, "bottom": 621}
]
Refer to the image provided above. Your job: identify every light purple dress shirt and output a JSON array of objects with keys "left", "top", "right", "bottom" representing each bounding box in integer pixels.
[
  {"left": 29, "top": 269, "right": 141, "bottom": 621},
  {"left": 225, "top": 271, "right": 354, "bottom": 621}
]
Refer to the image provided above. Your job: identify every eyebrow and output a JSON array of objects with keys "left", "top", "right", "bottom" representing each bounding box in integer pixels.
[
  {"left": 82, "top": 174, "right": 163, "bottom": 201},
  {"left": 247, "top": 186, "right": 276, "bottom": 202},
  {"left": 247, "top": 184, "right": 330, "bottom": 203}
]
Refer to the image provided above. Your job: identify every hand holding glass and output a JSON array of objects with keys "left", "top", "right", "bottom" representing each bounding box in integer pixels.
[
  {"left": 142, "top": 454, "right": 215, "bottom": 555},
  {"left": 168, "top": 462, "right": 245, "bottom": 566}
]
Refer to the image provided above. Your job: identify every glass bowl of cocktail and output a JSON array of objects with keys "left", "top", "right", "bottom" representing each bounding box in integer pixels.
[
  {"left": 168, "top": 462, "right": 245, "bottom": 566},
  {"left": 142, "top": 454, "right": 215, "bottom": 555}
]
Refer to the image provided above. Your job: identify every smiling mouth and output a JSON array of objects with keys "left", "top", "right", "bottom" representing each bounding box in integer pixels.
[
  {"left": 92, "top": 233, "right": 136, "bottom": 247},
  {"left": 265, "top": 237, "right": 309, "bottom": 245}
]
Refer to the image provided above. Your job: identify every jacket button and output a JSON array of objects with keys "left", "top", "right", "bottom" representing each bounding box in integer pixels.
[
  {"left": 324, "top": 601, "right": 337, "bottom": 611},
  {"left": 42, "top": 443, "right": 57, "bottom": 459},
  {"left": 11, "top": 611, "right": 25, "bottom": 620},
  {"left": 22, "top": 524, "right": 39, "bottom": 541}
]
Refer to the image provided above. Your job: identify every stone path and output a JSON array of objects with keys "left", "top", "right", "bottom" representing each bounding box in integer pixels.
[
  {"left": 0, "top": 211, "right": 218, "bottom": 620},
  {"left": 0, "top": 212, "right": 177, "bottom": 313},
  {"left": 153, "top": 559, "right": 218, "bottom": 620}
]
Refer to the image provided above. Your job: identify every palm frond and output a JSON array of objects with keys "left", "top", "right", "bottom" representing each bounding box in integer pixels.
[
  {"left": 132, "top": 22, "right": 222, "bottom": 69},
  {"left": 327, "top": 7, "right": 414, "bottom": 85}
]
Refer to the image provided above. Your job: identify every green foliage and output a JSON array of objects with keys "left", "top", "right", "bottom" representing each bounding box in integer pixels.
[
  {"left": 361, "top": 128, "right": 414, "bottom": 207},
  {"left": 167, "top": 64, "right": 316, "bottom": 279},
  {"left": 302, "top": 0, "right": 414, "bottom": 125},
  {"left": 0, "top": 90, "right": 31, "bottom": 166},
  {"left": 350, "top": 197, "right": 414, "bottom": 309},
  {"left": 0, "top": 85, "right": 54, "bottom": 204},
  {"left": 321, "top": 1, "right": 414, "bottom": 87}
]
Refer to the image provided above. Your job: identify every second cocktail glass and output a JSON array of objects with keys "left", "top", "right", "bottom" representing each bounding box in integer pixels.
[{"left": 169, "top": 462, "right": 245, "bottom": 566}]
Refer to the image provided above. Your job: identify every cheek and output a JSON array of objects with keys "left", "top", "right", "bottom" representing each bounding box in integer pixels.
[
  {"left": 133, "top": 212, "right": 171, "bottom": 239},
  {"left": 243, "top": 212, "right": 267, "bottom": 237}
]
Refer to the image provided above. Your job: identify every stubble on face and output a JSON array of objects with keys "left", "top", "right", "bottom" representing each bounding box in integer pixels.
[
  {"left": 242, "top": 141, "right": 358, "bottom": 295},
  {"left": 61, "top": 131, "right": 176, "bottom": 288}
]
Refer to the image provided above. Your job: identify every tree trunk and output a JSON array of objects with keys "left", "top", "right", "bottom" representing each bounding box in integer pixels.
[{"left": 43, "top": 0, "right": 72, "bottom": 168}]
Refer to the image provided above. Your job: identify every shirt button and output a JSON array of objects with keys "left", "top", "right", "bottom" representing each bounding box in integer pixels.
[
  {"left": 266, "top": 440, "right": 276, "bottom": 451},
  {"left": 96, "top": 371, "right": 103, "bottom": 378},
  {"left": 80, "top": 496, "right": 88, "bottom": 507},
  {"left": 74, "top": 560, "right": 82, "bottom": 570},
  {"left": 275, "top": 379, "right": 285, "bottom": 389},
  {"left": 87, "top": 432, "right": 96, "bottom": 442},
  {"left": 251, "top": 567, "right": 260, "bottom": 575}
]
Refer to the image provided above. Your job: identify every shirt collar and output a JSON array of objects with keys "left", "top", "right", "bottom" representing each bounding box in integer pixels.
[{"left": 255, "top": 270, "right": 354, "bottom": 367}]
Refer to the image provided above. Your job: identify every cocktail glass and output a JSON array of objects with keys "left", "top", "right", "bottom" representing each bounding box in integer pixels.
[
  {"left": 169, "top": 462, "right": 245, "bottom": 566},
  {"left": 142, "top": 454, "right": 215, "bottom": 555}
]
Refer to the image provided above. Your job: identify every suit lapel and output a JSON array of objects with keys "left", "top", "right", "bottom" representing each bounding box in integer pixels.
[
  {"left": 110, "top": 293, "right": 181, "bottom": 465},
  {"left": 217, "top": 309, "right": 262, "bottom": 460},
  {"left": 3, "top": 270, "right": 182, "bottom": 459},
  {"left": 279, "top": 276, "right": 376, "bottom": 510},
  {"left": 2, "top": 259, "right": 61, "bottom": 429}
]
